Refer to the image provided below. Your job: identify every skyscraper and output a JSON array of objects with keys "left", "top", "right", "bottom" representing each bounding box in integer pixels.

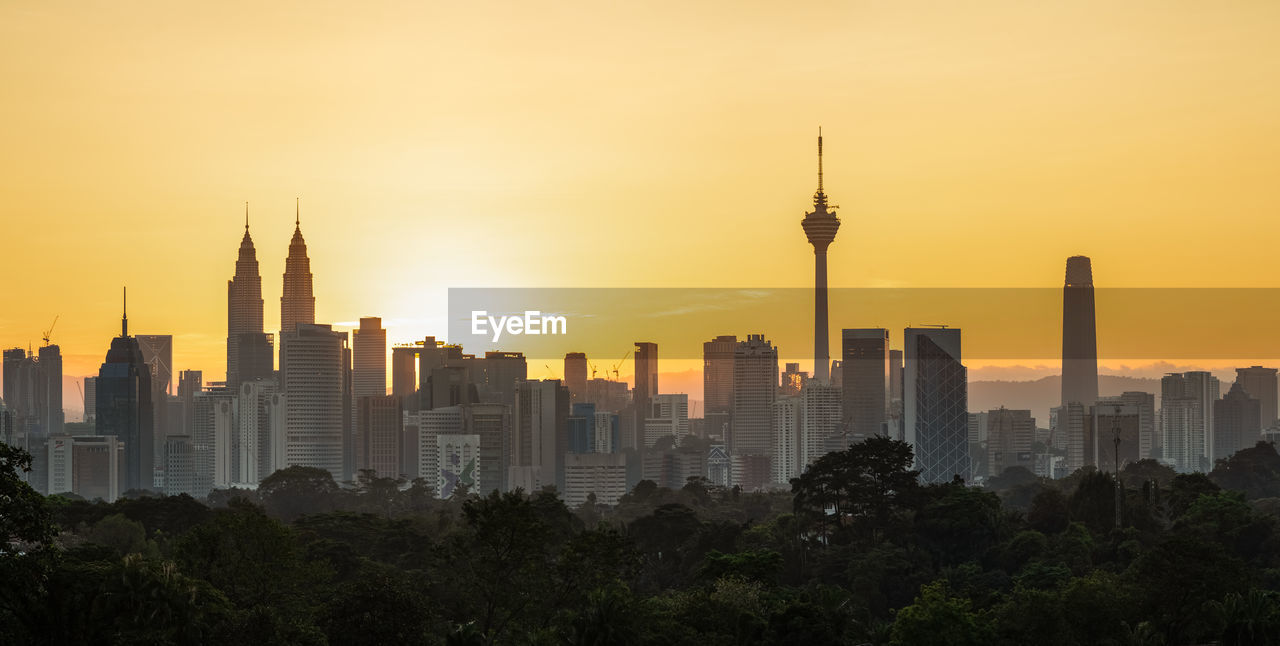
[
  {"left": 1214, "top": 382, "right": 1261, "bottom": 461},
  {"left": 281, "top": 201, "right": 315, "bottom": 336},
  {"left": 1235, "top": 366, "right": 1277, "bottom": 430},
  {"left": 95, "top": 290, "right": 154, "bottom": 492},
  {"left": 985, "top": 408, "right": 1035, "bottom": 478},
  {"left": 511, "top": 379, "right": 569, "bottom": 492},
  {"left": 800, "top": 130, "right": 839, "bottom": 383},
  {"left": 732, "top": 334, "right": 778, "bottom": 489},
  {"left": 1161, "top": 371, "right": 1220, "bottom": 472},
  {"left": 904, "top": 327, "right": 968, "bottom": 483},
  {"left": 37, "top": 343, "right": 63, "bottom": 436},
  {"left": 227, "top": 208, "right": 271, "bottom": 390},
  {"left": 1061, "top": 256, "right": 1098, "bottom": 408},
  {"left": 632, "top": 342, "right": 658, "bottom": 450},
  {"left": 842, "top": 328, "right": 889, "bottom": 437},
  {"left": 702, "top": 335, "right": 736, "bottom": 440},
  {"left": 356, "top": 394, "right": 402, "bottom": 479},
  {"left": 352, "top": 317, "right": 387, "bottom": 398},
  {"left": 237, "top": 379, "right": 285, "bottom": 485},
  {"left": 280, "top": 323, "right": 348, "bottom": 479},
  {"left": 564, "top": 352, "right": 587, "bottom": 402},
  {"left": 136, "top": 334, "right": 173, "bottom": 448}
]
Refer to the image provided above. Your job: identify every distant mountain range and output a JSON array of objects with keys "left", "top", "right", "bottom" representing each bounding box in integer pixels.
[{"left": 969, "top": 375, "right": 1162, "bottom": 426}]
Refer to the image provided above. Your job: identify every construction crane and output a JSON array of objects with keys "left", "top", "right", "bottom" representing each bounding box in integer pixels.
[
  {"left": 610, "top": 349, "right": 631, "bottom": 381},
  {"left": 544, "top": 364, "right": 558, "bottom": 379},
  {"left": 589, "top": 363, "right": 598, "bottom": 379},
  {"left": 41, "top": 315, "right": 59, "bottom": 346}
]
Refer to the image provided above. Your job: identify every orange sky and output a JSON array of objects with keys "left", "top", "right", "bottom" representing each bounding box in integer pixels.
[{"left": 3, "top": 1, "right": 1280, "bottom": 407}]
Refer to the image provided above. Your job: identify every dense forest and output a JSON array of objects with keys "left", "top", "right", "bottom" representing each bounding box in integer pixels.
[{"left": 6, "top": 437, "right": 1280, "bottom": 645}]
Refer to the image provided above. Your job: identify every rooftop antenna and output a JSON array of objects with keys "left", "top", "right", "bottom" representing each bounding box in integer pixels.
[
  {"left": 122, "top": 287, "right": 128, "bottom": 337},
  {"left": 245, "top": 201, "right": 249, "bottom": 232},
  {"left": 295, "top": 197, "right": 300, "bottom": 227},
  {"left": 817, "top": 126, "right": 823, "bottom": 194}
]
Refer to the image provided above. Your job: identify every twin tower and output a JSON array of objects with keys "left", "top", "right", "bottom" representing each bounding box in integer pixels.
[{"left": 227, "top": 202, "right": 316, "bottom": 389}]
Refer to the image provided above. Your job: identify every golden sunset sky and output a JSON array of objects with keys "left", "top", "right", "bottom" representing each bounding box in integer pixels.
[{"left": 3, "top": 1, "right": 1280, "bottom": 402}]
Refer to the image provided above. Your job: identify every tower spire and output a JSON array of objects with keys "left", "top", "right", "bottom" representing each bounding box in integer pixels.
[
  {"left": 122, "top": 286, "right": 128, "bottom": 337},
  {"left": 817, "top": 126, "right": 824, "bottom": 194},
  {"left": 245, "top": 201, "right": 249, "bottom": 232},
  {"left": 295, "top": 197, "right": 300, "bottom": 227}
]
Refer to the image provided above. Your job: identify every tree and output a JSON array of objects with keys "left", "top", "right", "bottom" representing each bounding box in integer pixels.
[
  {"left": 1027, "top": 487, "right": 1070, "bottom": 534},
  {"left": 1211, "top": 442, "right": 1280, "bottom": 500},
  {"left": 890, "top": 581, "right": 994, "bottom": 646},
  {"left": 0, "top": 443, "right": 57, "bottom": 642},
  {"left": 792, "top": 436, "right": 920, "bottom": 544},
  {"left": 258, "top": 466, "right": 340, "bottom": 521}
]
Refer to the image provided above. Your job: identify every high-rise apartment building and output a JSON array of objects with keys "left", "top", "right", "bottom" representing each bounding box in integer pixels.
[
  {"left": 731, "top": 334, "right": 778, "bottom": 488},
  {"left": 642, "top": 393, "right": 689, "bottom": 447},
  {"left": 356, "top": 394, "right": 402, "bottom": 479},
  {"left": 237, "top": 379, "right": 285, "bottom": 485},
  {"left": 1161, "top": 371, "right": 1220, "bottom": 472}
]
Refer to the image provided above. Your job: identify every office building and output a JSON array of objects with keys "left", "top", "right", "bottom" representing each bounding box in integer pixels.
[
  {"left": 95, "top": 293, "right": 154, "bottom": 492},
  {"left": 1161, "top": 371, "right": 1220, "bottom": 472},
  {"left": 280, "top": 204, "right": 316, "bottom": 336},
  {"left": 632, "top": 342, "right": 658, "bottom": 451},
  {"left": 842, "top": 328, "right": 889, "bottom": 437},
  {"left": 227, "top": 212, "right": 271, "bottom": 390},
  {"left": 564, "top": 352, "right": 588, "bottom": 402},
  {"left": 643, "top": 393, "right": 689, "bottom": 448},
  {"left": 1235, "top": 366, "right": 1277, "bottom": 430},
  {"left": 353, "top": 317, "right": 387, "bottom": 398},
  {"left": 280, "top": 324, "right": 349, "bottom": 479},
  {"left": 563, "top": 453, "right": 627, "bottom": 507},
  {"left": 356, "top": 394, "right": 402, "bottom": 479},
  {"left": 47, "top": 434, "right": 123, "bottom": 503},
  {"left": 904, "top": 327, "right": 968, "bottom": 483},
  {"left": 1061, "top": 256, "right": 1099, "bottom": 408},
  {"left": 237, "top": 379, "right": 285, "bottom": 485},
  {"left": 985, "top": 408, "right": 1035, "bottom": 477},
  {"left": 1215, "top": 382, "right": 1262, "bottom": 461}
]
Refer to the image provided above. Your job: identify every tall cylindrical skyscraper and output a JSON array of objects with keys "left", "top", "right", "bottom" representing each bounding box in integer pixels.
[
  {"left": 1061, "top": 256, "right": 1098, "bottom": 407},
  {"left": 801, "top": 130, "right": 839, "bottom": 383}
]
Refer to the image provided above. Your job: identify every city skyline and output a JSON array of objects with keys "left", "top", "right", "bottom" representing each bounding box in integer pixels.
[{"left": 6, "top": 1, "right": 1280, "bottom": 390}]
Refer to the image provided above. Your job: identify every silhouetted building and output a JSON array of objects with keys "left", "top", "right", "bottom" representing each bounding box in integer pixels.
[
  {"left": 227, "top": 211, "right": 271, "bottom": 390},
  {"left": 801, "top": 130, "right": 839, "bottom": 383},
  {"left": 1215, "top": 382, "right": 1262, "bottom": 461},
  {"left": 280, "top": 323, "right": 348, "bottom": 479},
  {"left": 511, "top": 379, "right": 569, "bottom": 492},
  {"left": 190, "top": 386, "right": 234, "bottom": 496},
  {"left": 568, "top": 402, "right": 596, "bottom": 454},
  {"left": 632, "top": 342, "right": 658, "bottom": 451},
  {"left": 904, "top": 327, "right": 968, "bottom": 483},
  {"left": 985, "top": 408, "right": 1034, "bottom": 478},
  {"left": 95, "top": 293, "right": 154, "bottom": 493},
  {"left": 352, "top": 317, "right": 387, "bottom": 400},
  {"left": 564, "top": 352, "right": 587, "bottom": 402},
  {"left": 136, "top": 334, "right": 172, "bottom": 449},
  {"left": 842, "top": 328, "right": 888, "bottom": 437},
  {"left": 772, "top": 396, "right": 800, "bottom": 483},
  {"left": 177, "top": 370, "right": 202, "bottom": 436},
  {"left": 357, "top": 394, "right": 402, "bottom": 479},
  {"left": 436, "top": 433, "right": 480, "bottom": 497},
  {"left": 474, "top": 351, "right": 527, "bottom": 410},
  {"left": 466, "top": 403, "right": 511, "bottom": 494},
  {"left": 731, "top": 334, "right": 778, "bottom": 488},
  {"left": 1235, "top": 366, "right": 1277, "bottom": 430},
  {"left": 781, "top": 362, "right": 807, "bottom": 396},
  {"left": 702, "top": 335, "right": 736, "bottom": 426},
  {"left": 391, "top": 344, "right": 419, "bottom": 411},
  {"left": 1061, "top": 256, "right": 1099, "bottom": 409},
  {"left": 82, "top": 377, "right": 97, "bottom": 424},
  {"left": 280, "top": 204, "right": 315, "bottom": 336},
  {"left": 1098, "top": 392, "right": 1156, "bottom": 460},
  {"left": 1091, "top": 401, "right": 1141, "bottom": 473},
  {"left": 888, "top": 349, "right": 904, "bottom": 439}
]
